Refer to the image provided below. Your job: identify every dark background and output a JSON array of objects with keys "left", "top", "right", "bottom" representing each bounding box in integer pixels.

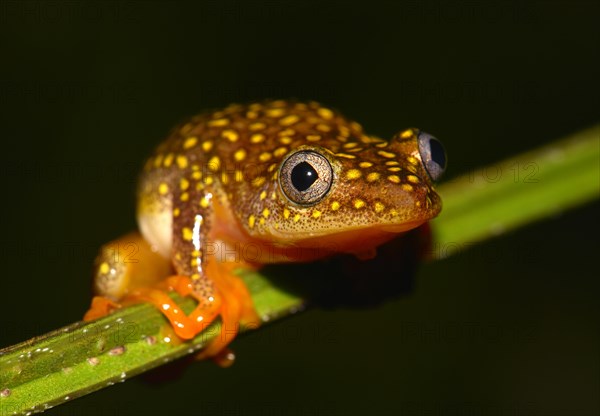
[{"left": 1, "top": 1, "right": 598, "bottom": 415}]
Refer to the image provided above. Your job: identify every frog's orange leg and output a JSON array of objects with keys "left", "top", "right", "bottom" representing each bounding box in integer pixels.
[
  {"left": 194, "top": 261, "right": 260, "bottom": 362},
  {"left": 83, "top": 296, "right": 120, "bottom": 321},
  {"left": 121, "top": 276, "right": 222, "bottom": 340}
]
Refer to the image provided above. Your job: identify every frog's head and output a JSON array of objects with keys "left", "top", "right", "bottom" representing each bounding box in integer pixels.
[{"left": 255, "top": 127, "right": 446, "bottom": 256}]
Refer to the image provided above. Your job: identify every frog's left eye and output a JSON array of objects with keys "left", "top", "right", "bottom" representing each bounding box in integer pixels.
[
  {"left": 279, "top": 150, "right": 333, "bottom": 205},
  {"left": 418, "top": 131, "right": 447, "bottom": 181}
]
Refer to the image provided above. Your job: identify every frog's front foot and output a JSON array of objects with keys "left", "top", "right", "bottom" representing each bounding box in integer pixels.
[{"left": 122, "top": 272, "right": 260, "bottom": 365}]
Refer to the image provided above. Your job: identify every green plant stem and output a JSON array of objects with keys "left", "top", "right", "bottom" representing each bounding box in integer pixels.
[{"left": 1, "top": 124, "right": 598, "bottom": 415}]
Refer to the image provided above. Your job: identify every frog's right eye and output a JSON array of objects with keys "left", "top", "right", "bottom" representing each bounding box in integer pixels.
[
  {"left": 417, "top": 131, "right": 447, "bottom": 181},
  {"left": 279, "top": 150, "right": 333, "bottom": 206}
]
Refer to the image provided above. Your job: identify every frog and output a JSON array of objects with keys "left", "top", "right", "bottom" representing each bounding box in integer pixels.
[{"left": 84, "top": 100, "right": 446, "bottom": 365}]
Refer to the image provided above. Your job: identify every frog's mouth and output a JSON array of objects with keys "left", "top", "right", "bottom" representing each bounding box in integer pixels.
[{"left": 268, "top": 220, "right": 426, "bottom": 262}]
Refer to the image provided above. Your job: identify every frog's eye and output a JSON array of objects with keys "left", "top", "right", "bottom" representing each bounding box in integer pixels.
[
  {"left": 279, "top": 150, "right": 333, "bottom": 205},
  {"left": 417, "top": 131, "right": 447, "bottom": 181}
]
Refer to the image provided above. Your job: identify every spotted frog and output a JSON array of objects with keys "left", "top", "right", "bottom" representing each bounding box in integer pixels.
[{"left": 84, "top": 100, "right": 446, "bottom": 363}]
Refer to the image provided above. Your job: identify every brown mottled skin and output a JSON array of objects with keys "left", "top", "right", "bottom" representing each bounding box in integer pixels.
[{"left": 87, "top": 100, "right": 443, "bottom": 363}]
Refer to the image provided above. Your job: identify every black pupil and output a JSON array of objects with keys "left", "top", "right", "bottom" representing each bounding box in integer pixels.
[
  {"left": 429, "top": 138, "right": 446, "bottom": 169},
  {"left": 291, "top": 161, "right": 318, "bottom": 192}
]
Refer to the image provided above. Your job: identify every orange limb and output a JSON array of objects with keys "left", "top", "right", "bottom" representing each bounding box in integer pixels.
[{"left": 83, "top": 296, "right": 120, "bottom": 321}]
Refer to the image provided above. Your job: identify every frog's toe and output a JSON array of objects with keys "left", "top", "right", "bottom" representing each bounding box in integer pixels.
[
  {"left": 195, "top": 293, "right": 242, "bottom": 363},
  {"left": 83, "top": 296, "right": 121, "bottom": 321}
]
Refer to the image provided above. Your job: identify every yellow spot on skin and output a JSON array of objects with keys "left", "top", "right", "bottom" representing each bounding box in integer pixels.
[
  {"left": 153, "top": 154, "right": 164, "bottom": 168},
  {"left": 378, "top": 150, "right": 396, "bottom": 158},
  {"left": 173, "top": 207, "right": 180, "bottom": 217},
  {"left": 374, "top": 202, "right": 385, "bottom": 213},
  {"left": 279, "top": 115, "right": 300, "bottom": 126},
  {"left": 176, "top": 155, "right": 188, "bottom": 169},
  {"left": 259, "top": 218, "right": 266, "bottom": 225},
  {"left": 402, "top": 184, "right": 414, "bottom": 192},
  {"left": 221, "top": 172, "right": 229, "bottom": 184},
  {"left": 250, "top": 133, "right": 265, "bottom": 144},
  {"left": 191, "top": 250, "right": 200, "bottom": 257},
  {"left": 316, "top": 123, "right": 331, "bottom": 132},
  {"left": 175, "top": 253, "right": 182, "bottom": 261},
  {"left": 234, "top": 148, "right": 246, "bottom": 162},
  {"left": 407, "top": 175, "right": 420, "bottom": 183},
  {"left": 248, "top": 215, "right": 256, "bottom": 228},
  {"left": 346, "top": 169, "right": 362, "bottom": 180},
  {"left": 353, "top": 199, "right": 366, "bottom": 209},
  {"left": 293, "top": 214, "right": 301, "bottom": 222},
  {"left": 202, "top": 141, "right": 213, "bottom": 152},
  {"left": 262, "top": 208, "right": 270, "bottom": 218},
  {"left": 246, "top": 111, "right": 258, "bottom": 119},
  {"left": 283, "top": 208, "right": 290, "bottom": 219},
  {"left": 260, "top": 190, "right": 267, "bottom": 200},
  {"left": 200, "top": 197, "right": 210, "bottom": 208},
  {"left": 386, "top": 161, "right": 399, "bottom": 166},
  {"left": 192, "top": 171, "right": 202, "bottom": 180},
  {"left": 271, "top": 192, "right": 277, "bottom": 199},
  {"left": 312, "top": 210, "right": 322, "bottom": 219},
  {"left": 180, "top": 178, "right": 189, "bottom": 191},
  {"left": 335, "top": 153, "right": 356, "bottom": 159},
  {"left": 266, "top": 108, "right": 285, "bottom": 117},
  {"left": 180, "top": 123, "right": 193, "bottom": 135},
  {"left": 388, "top": 167, "right": 401, "bottom": 172},
  {"left": 339, "top": 126, "right": 350, "bottom": 137},
  {"left": 182, "top": 227, "right": 193, "bottom": 241},
  {"left": 375, "top": 142, "right": 389, "bottom": 148},
  {"left": 163, "top": 153, "right": 174, "bottom": 167},
  {"left": 359, "top": 162, "right": 373, "bottom": 168},
  {"left": 208, "top": 156, "right": 220, "bottom": 171},
  {"left": 343, "top": 142, "right": 358, "bottom": 149},
  {"left": 158, "top": 183, "right": 169, "bottom": 195},
  {"left": 360, "top": 136, "right": 380, "bottom": 144},
  {"left": 407, "top": 156, "right": 419, "bottom": 165},
  {"left": 387, "top": 175, "right": 401, "bottom": 183},
  {"left": 191, "top": 258, "right": 198, "bottom": 267},
  {"left": 208, "top": 118, "right": 229, "bottom": 127},
  {"left": 222, "top": 130, "right": 239, "bottom": 142},
  {"left": 407, "top": 165, "right": 418, "bottom": 174},
  {"left": 274, "top": 147, "right": 288, "bottom": 157},
  {"left": 249, "top": 122, "right": 266, "bottom": 131},
  {"left": 331, "top": 201, "right": 340, "bottom": 211},
  {"left": 234, "top": 170, "right": 244, "bottom": 182},
  {"left": 306, "top": 134, "right": 321, "bottom": 142},
  {"left": 317, "top": 108, "right": 334, "bottom": 120},
  {"left": 183, "top": 137, "right": 198, "bottom": 149},
  {"left": 415, "top": 201, "right": 421, "bottom": 207},
  {"left": 267, "top": 163, "right": 277, "bottom": 172},
  {"left": 279, "top": 136, "right": 293, "bottom": 145},
  {"left": 390, "top": 208, "right": 399, "bottom": 217},
  {"left": 204, "top": 176, "right": 214, "bottom": 185},
  {"left": 190, "top": 273, "right": 199, "bottom": 280},
  {"left": 400, "top": 129, "right": 413, "bottom": 139},
  {"left": 279, "top": 128, "right": 295, "bottom": 136},
  {"left": 180, "top": 192, "right": 189, "bottom": 201},
  {"left": 252, "top": 176, "right": 266, "bottom": 187},
  {"left": 259, "top": 152, "right": 272, "bottom": 162},
  {"left": 99, "top": 262, "right": 109, "bottom": 274},
  {"left": 350, "top": 121, "right": 362, "bottom": 132},
  {"left": 366, "top": 172, "right": 380, "bottom": 182}
]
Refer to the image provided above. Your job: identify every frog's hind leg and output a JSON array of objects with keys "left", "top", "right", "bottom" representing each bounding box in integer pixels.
[{"left": 83, "top": 232, "right": 172, "bottom": 321}]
